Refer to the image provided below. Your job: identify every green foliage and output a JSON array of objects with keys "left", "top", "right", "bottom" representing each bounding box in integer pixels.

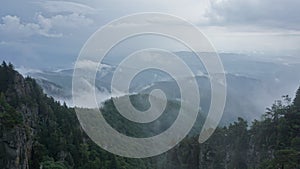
[
  {"left": 40, "top": 160, "right": 68, "bottom": 169},
  {"left": 0, "top": 61, "right": 17, "bottom": 93},
  {"left": 0, "top": 63, "right": 300, "bottom": 169},
  {"left": 0, "top": 92, "right": 23, "bottom": 128},
  {"left": 294, "top": 86, "right": 300, "bottom": 110},
  {"left": 261, "top": 149, "right": 299, "bottom": 169}
]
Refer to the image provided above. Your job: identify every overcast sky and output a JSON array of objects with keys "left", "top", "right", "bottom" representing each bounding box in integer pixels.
[{"left": 0, "top": 0, "right": 299, "bottom": 69}]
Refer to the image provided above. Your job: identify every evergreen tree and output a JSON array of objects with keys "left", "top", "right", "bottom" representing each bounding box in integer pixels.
[{"left": 293, "top": 86, "right": 300, "bottom": 110}]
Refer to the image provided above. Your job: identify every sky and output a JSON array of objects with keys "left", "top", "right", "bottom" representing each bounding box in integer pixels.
[{"left": 0, "top": 0, "right": 300, "bottom": 69}]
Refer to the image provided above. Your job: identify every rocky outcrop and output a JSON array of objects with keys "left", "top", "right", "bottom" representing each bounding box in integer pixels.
[
  {"left": 0, "top": 126, "right": 30, "bottom": 169},
  {"left": 0, "top": 66, "right": 40, "bottom": 169}
]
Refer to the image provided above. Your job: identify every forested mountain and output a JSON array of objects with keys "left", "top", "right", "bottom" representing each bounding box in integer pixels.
[{"left": 0, "top": 62, "right": 299, "bottom": 169}]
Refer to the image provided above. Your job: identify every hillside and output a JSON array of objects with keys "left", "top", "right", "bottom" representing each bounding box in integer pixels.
[
  {"left": 0, "top": 62, "right": 150, "bottom": 169},
  {"left": 0, "top": 61, "right": 300, "bottom": 169}
]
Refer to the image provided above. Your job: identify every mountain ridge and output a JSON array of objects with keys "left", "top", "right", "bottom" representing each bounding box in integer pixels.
[{"left": 1, "top": 61, "right": 300, "bottom": 169}]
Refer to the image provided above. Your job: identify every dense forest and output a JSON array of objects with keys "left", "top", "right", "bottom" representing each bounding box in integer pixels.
[{"left": 0, "top": 61, "right": 299, "bottom": 169}]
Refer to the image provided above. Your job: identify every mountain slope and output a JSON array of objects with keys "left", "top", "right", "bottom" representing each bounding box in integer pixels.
[
  {"left": 0, "top": 62, "right": 151, "bottom": 169},
  {"left": 1, "top": 62, "right": 299, "bottom": 169}
]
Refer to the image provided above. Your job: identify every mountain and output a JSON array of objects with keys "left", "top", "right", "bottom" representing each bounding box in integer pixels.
[
  {"left": 22, "top": 52, "right": 300, "bottom": 123},
  {"left": 1, "top": 62, "right": 300, "bottom": 169}
]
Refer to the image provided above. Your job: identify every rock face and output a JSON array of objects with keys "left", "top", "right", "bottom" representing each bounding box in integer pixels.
[
  {"left": 0, "top": 64, "right": 40, "bottom": 169},
  {"left": 0, "top": 126, "right": 30, "bottom": 169}
]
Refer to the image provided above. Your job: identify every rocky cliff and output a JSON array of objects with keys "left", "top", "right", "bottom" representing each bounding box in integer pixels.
[{"left": 0, "top": 63, "right": 41, "bottom": 169}]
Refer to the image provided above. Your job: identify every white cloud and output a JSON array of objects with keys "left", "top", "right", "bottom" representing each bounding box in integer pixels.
[
  {"left": 0, "top": 15, "right": 61, "bottom": 39},
  {"left": 37, "top": 13, "right": 94, "bottom": 30},
  {"left": 204, "top": 0, "right": 300, "bottom": 30},
  {"left": 1, "top": 0, "right": 300, "bottom": 67},
  {"left": 0, "top": 15, "right": 40, "bottom": 38},
  {"left": 84, "top": 0, "right": 210, "bottom": 23},
  {"left": 0, "top": 13, "right": 94, "bottom": 40},
  {"left": 75, "top": 59, "right": 99, "bottom": 70},
  {"left": 36, "top": 1, "right": 97, "bottom": 14}
]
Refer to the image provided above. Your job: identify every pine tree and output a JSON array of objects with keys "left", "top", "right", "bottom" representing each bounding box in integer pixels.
[
  {"left": 293, "top": 86, "right": 300, "bottom": 110},
  {"left": 2, "top": 61, "right": 7, "bottom": 67}
]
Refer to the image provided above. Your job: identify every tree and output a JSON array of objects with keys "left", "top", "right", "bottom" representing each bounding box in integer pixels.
[
  {"left": 1, "top": 61, "right": 7, "bottom": 67},
  {"left": 293, "top": 86, "right": 300, "bottom": 110},
  {"left": 8, "top": 62, "right": 14, "bottom": 70},
  {"left": 0, "top": 92, "right": 23, "bottom": 128},
  {"left": 268, "top": 149, "right": 299, "bottom": 169},
  {"left": 40, "top": 160, "right": 67, "bottom": 169}
]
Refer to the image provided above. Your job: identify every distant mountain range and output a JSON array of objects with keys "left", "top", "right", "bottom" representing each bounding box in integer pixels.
[{"left": 19, "top": 52, "right": 300, "bottom": 124}]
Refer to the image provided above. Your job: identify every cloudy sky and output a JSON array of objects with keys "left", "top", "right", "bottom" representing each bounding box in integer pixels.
[{"left": 0, "top": 0, "right": 299, "bottom": 69}]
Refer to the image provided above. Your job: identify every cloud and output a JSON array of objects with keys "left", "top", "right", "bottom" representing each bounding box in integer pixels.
[
  {"left": 75, "top": 60, "right": 99, "bottom": 70},
  {"left": 83, "top": 0, "right": 210, "bottom": 23},
  {"left": 37, "top": 13, "right": 94, "bottom": 30},
  {"left": 1, "top": 0, "right": 300, "bottom": 70},
  {"left": 36, "top": 1, "right": 97, "bottom": 14},
  {"left": 0, "top": 15, "right": 61, "bottom": 39},
  {"left": 0, "top": 13, "right": 94, "bottom": 40},
  {"left": 0, "top": 15, "right": 40, "bottom": 39},
  {"left": 204, "top": 0, "right": 300, "bottom": 30}
]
